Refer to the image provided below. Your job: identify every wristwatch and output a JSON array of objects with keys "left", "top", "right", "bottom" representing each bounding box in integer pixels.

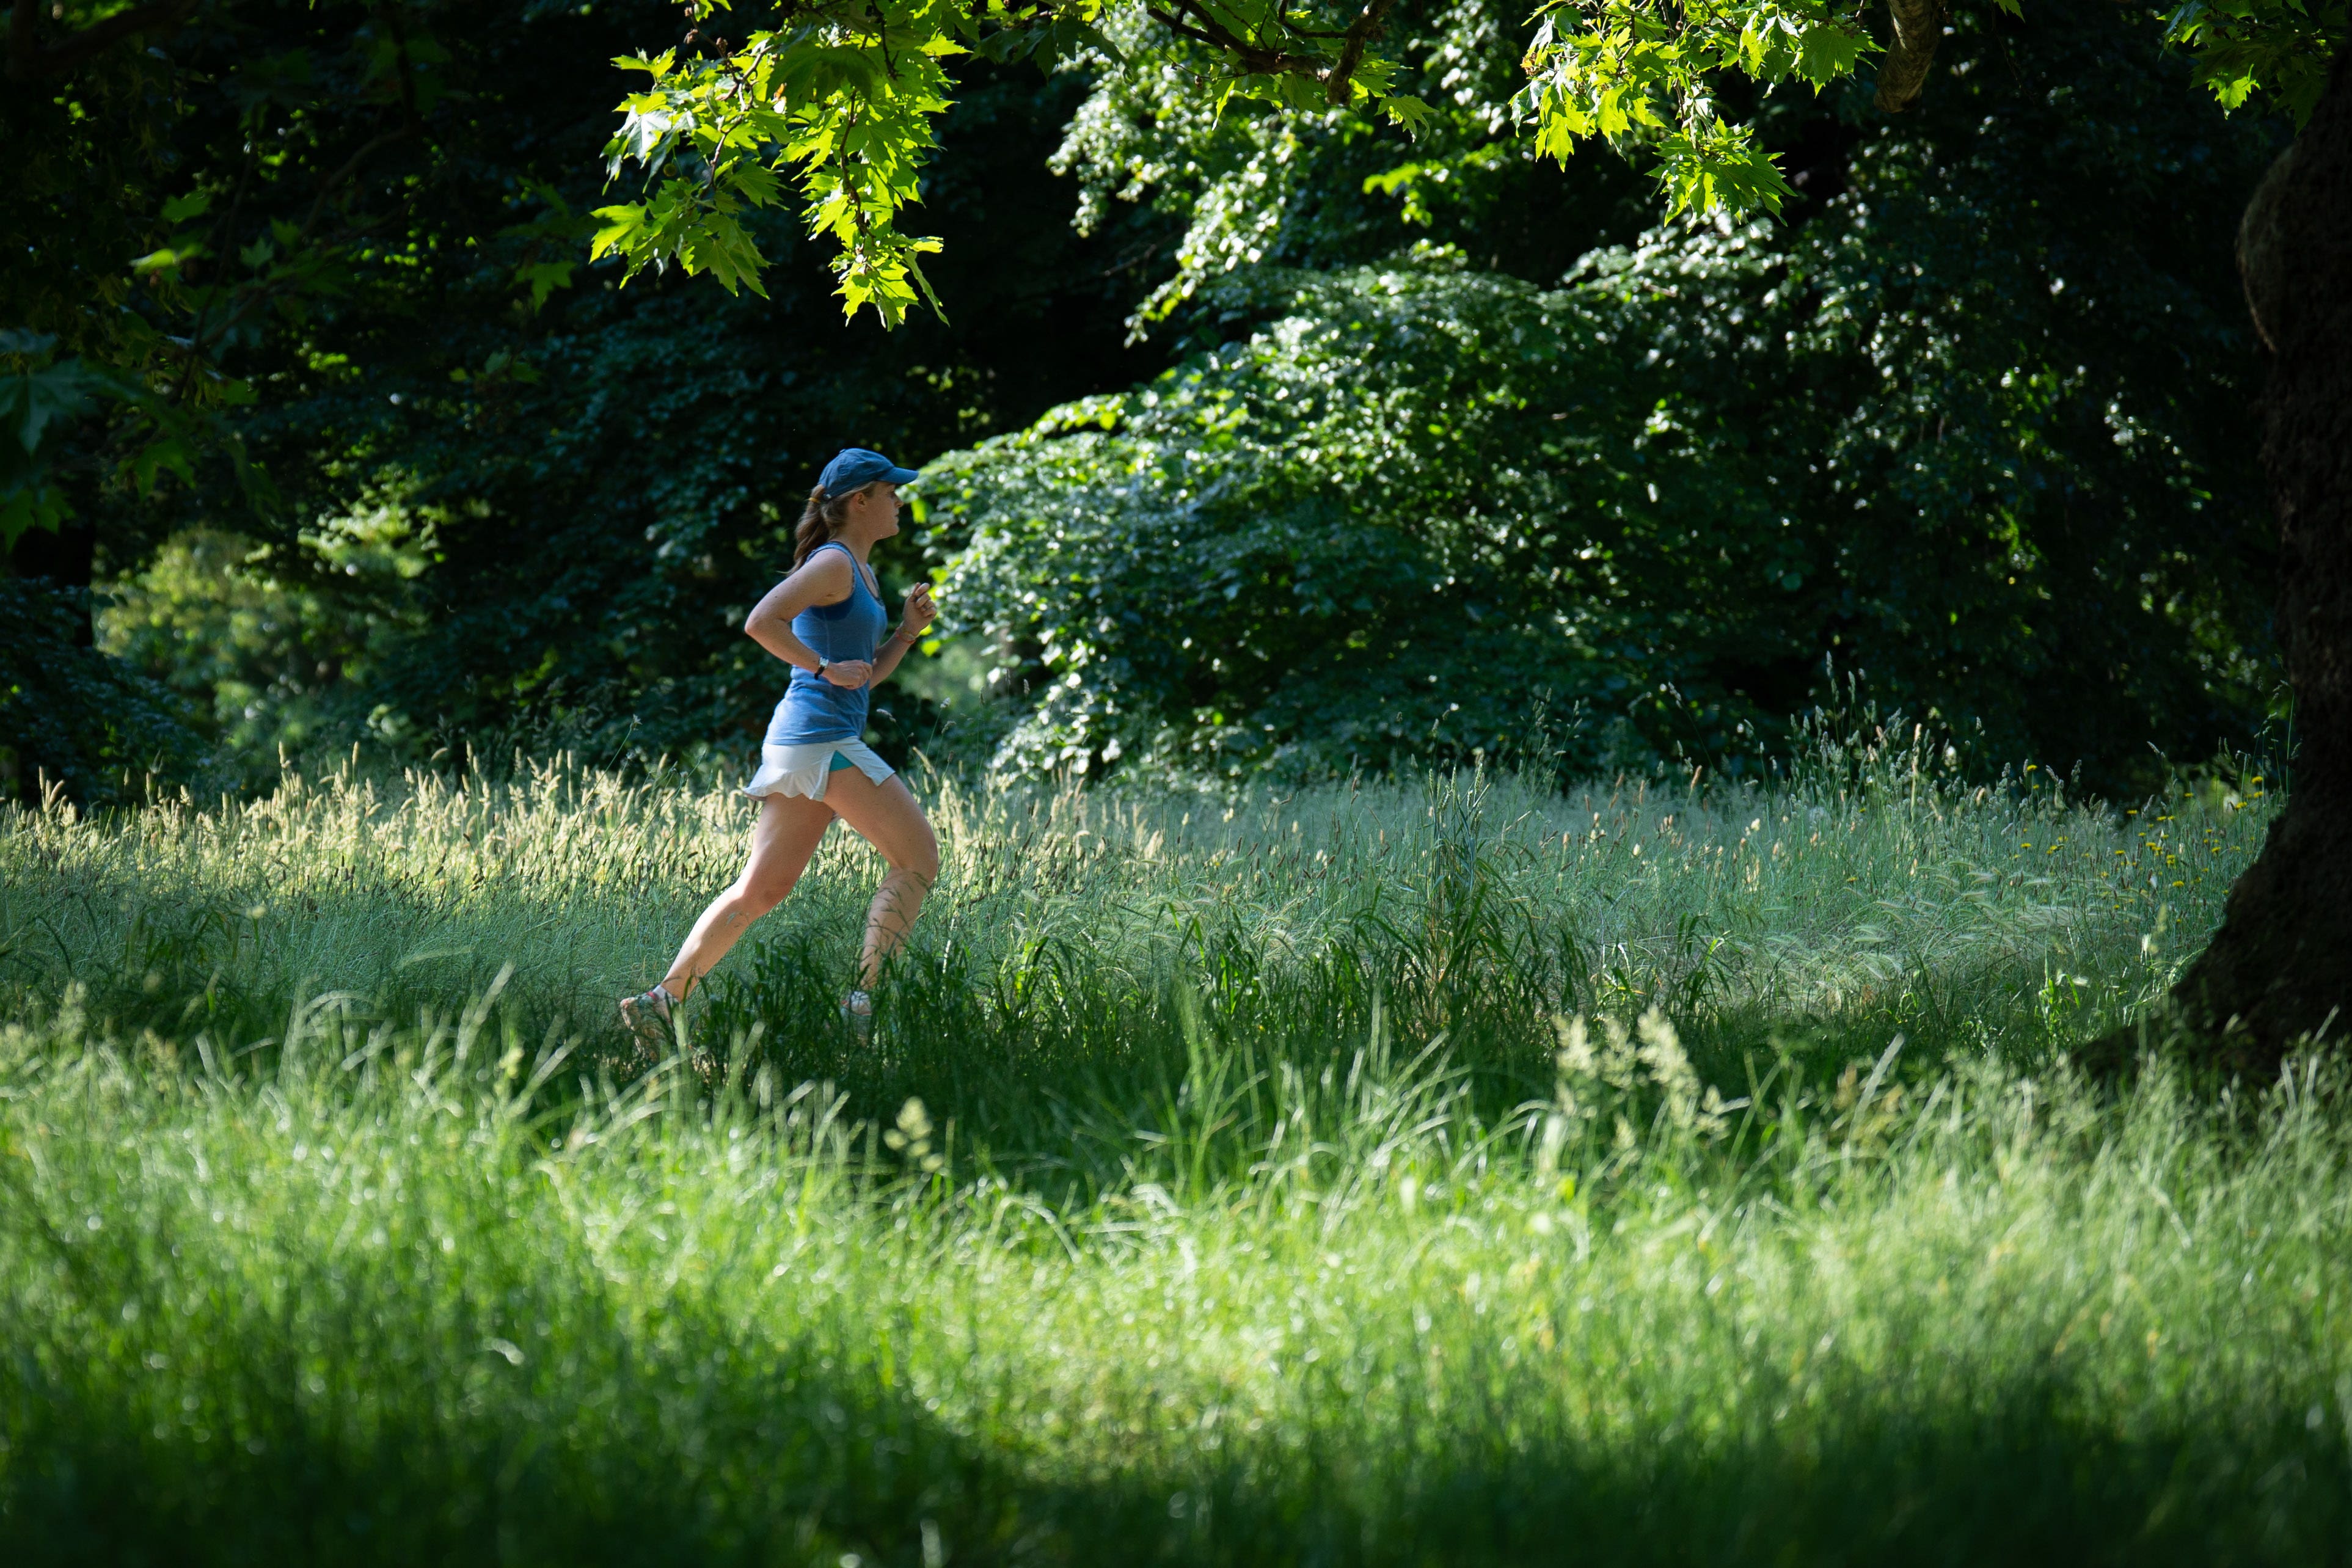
[{"left": 813, "top": 658, "right": 830, "bottom": 683}]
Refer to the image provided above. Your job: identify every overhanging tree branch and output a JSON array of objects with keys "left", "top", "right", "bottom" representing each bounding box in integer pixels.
[
  {"left": 1139, "top": 0, "right": 1399, "bottom": 100},
  {"left": 1324, "top": 0, "right": 1398, "bottom": 104},
  {"left": 1143, "top": 2, "right": 1326, "bottom": 78},
  {"left": 1873, "top": 0, "right": 1945, "bottom": 112}
]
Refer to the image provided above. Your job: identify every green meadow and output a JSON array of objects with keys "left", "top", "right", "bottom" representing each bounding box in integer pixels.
[{"left": 2, "top": 737, "right": 2337, "bottom": 1566}]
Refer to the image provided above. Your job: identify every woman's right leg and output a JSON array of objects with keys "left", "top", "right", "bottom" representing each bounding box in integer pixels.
[
  {"left": 822, "top": 770, "right": 941, "bottom": 991},
  {"left": 657, "top": 792, "right": 835, "bottom": 1000}
]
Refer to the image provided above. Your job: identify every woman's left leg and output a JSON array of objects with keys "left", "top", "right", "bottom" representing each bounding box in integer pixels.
[
  {"left": 659, "top": 790, "right": 836, "bottom": 1000},
  {"left": 821, "top": 769, "right": 941, "bottom": 988}
]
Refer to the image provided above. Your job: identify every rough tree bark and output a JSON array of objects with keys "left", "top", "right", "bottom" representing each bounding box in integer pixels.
[
  {"left": 1873, "top": 0, "right": 1945, "bottom": 113},
  {"left": 2161, "top": 48, "right": 2352, "bottom": 1069}
]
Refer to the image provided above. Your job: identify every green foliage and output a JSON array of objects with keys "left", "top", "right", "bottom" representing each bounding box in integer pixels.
[
  {"left": 0, "top": 327, "right": 266, "bottom": 561},
  {"left": 603, "top": 0, "right": 1662, "bottom": 329},
  {"left": 98, "top": 492, "right": 439, "bottom": 778},
  {"left": 3, "top": 2, "right": 607, "bottom": 797},
  {"left": 1051, "top": 0, "right": 1661, "bottom": 332},
  {"left": 0, "top": 338, "right": 123, "bottom": 550},
  {"left": 591, "top": 11, "right": 963, "bottom": 321},
  {"left": 599, "top": 0, "right": 2340, "bottom": 323},
  {"left": 1517, "top": 0, "right": 1869, "bottom": 216},
  {"left": 2, "top": 26, "right": 183, "bottom": 547},
  {"left": 0, "top": 1, "right": 410, "bottom": 552},
  {"left": 2166, "top": 0, "right": 2350, "bottom": 126},
  {"left": 0, "top": 580, "right": 209, "bottom": 806},
  {"left": 925, "top": 256, "right": 1702, "bottom": 778},
  {"left": 594, "top": 0, "right": 1425, "bottom": 323},
  {"left": 922, "top": 4, "right": 2278, "bottom": 794}
]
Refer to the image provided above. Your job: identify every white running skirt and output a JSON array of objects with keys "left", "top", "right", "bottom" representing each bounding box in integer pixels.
[{"left": 741, "top": 738, "right": 894, "bottom": 803}]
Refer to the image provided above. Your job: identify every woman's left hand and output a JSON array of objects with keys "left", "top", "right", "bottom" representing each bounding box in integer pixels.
[{"left": 901, "top": 583, "right": 937, "bottom": 637}]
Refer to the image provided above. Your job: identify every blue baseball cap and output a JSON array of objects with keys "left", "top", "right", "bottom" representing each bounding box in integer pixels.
[{"left": 819, "top": 447, "right": 919, "bottom": 495}]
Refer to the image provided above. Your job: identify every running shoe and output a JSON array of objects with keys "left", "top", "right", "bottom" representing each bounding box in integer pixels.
[
  {"left": 619, "top": 983, "right": 676, "bottom": 1054},
  {"left": 842, "top": 988, "right": 874, "bottom": 1040}
]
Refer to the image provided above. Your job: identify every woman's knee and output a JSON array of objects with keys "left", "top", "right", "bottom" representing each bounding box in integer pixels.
[
  {"left": 735, "top": 872, "right": 797, "bottom": 919},
  {"left": 896, "top": 831, "right": 940, "bottom": 888}
]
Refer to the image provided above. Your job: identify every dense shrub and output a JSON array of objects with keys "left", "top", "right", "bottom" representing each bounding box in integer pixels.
[{"left": 922, "top": 0, "right": 2278, "bottom": 794}]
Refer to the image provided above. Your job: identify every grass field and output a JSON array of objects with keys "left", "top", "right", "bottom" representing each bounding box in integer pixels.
[{"left": 4, "top": 734, "right": 2339, "bottom": 1566}]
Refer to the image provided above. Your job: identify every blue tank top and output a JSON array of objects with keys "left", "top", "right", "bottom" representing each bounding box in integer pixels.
[{"left": 765, "top": 542, "right": 888, "bottom": 745}]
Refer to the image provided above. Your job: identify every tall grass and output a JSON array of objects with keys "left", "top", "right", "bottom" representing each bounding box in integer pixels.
[{"left": 1, "top": 734, "right": 2321, "bottom": 1564}]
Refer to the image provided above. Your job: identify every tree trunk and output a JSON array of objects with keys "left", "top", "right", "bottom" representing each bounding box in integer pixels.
[
  {"left": 5, "top": 514, "right": 98, "bottom": 617},
  {"left": 2163, "top": 49, "right": 2352, "bottom": 1070}
]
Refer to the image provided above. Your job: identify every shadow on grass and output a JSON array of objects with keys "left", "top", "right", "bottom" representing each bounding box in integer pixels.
[{"left": 6, "top": 1318, "right": 2339, "bottom": 1567}]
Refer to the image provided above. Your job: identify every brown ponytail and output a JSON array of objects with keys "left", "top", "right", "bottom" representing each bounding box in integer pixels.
[{"left": 791, "top": 481, "right": 871, "bottom": 569}]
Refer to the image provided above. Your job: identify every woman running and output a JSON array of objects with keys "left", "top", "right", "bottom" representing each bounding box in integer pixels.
[{"left": 621, "top": 447, "right": 940, "bottom": 1046}]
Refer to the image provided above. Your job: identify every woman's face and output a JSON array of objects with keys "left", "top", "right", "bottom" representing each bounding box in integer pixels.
[{"left": 845, "top": 481, "right": 901, "bottom": 540}]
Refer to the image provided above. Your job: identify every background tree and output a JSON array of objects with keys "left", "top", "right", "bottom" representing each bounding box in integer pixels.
[
  {"left": 2163, "top": 50, "right": 2351, "bottom": 1067},
  {"left": 921, "top": 0, "right": 2274, "bottom": 799}
]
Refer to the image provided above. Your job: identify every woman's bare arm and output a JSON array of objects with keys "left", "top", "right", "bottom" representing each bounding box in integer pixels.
[{"left": 744, "top": 553, "right": 870, "bottom": 685}]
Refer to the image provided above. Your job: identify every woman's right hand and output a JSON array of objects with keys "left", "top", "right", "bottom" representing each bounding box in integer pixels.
[{"left": 817, "top": 659, "right": 874, "bottom": 689}]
